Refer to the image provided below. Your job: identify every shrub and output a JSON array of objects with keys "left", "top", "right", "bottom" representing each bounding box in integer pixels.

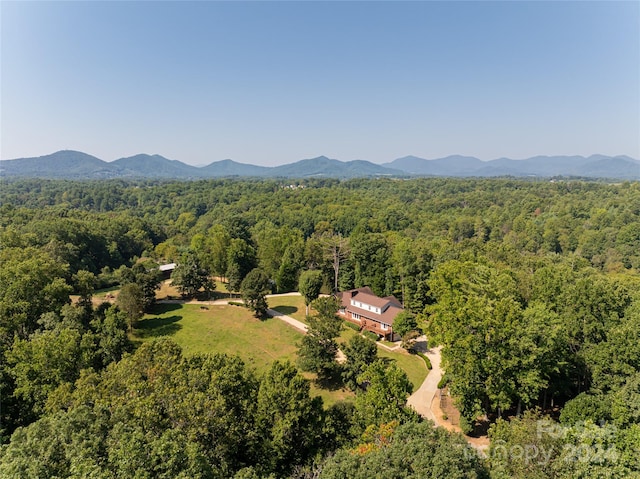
[
  {"left": 344, "top": 321, "right": 361, "bottom": 332},
  {"left": 408, "top": 349, "right": 432, "bottom": 369},
  {"left": 228, "top": 301, "right": 244, "bottom": 307},
  {"left": 362, "top": 331, "right": 379, "bottom": 342},
  {"left": 459, "top": 415, "right": 473, "bottom": 435},
  {"left": 417, "top": 352, "right": 432, "bottom": 370},
  {"left": 437, "top": 374, "right": 450, "bottom": 389}
]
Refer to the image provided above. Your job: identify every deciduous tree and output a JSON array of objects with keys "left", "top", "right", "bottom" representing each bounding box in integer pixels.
[
  {"left": 341, "top": 334, "right": 377, "bottom": 390},
  {"left": 320, "top": 421, "right": 486, "bottom": 479},
  {"left": 353, "top": 360, "right": 413, "bottom": 431},
  {"left": 392, "top": 310, "right": 418, "bottom": 339},
  {"left": 6, "top": 327, "right": 93, "bottom": 414},
  {"left": 226, "top": 238, "right": 257, "bottom": 292},
  {"left": 172, "top": 251, "right": 214, "bottom": 298},
  {"left": 116, "top": 282, "right": 144, "bottom": 331},
  {"left": 256, "top": 361, "right": 324, "bottom": 475},
  {"left": 298, "top": 269, "right": 323, "bottom": 316},
  {"left": 318, "top": 232, "right": 349, "bottom": 293},
  {"left": 241, "top": 268, "right": 271, "bottom": 318}
]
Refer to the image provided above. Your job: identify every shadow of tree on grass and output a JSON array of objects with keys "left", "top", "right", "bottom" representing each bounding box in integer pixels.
[
  {"left": 135, "top": 315, "right": 182, "bottom": 338},
  {"left": 315, "top": 370, "right": 347, "bottom": 392},
  {"left": 208, "top": 290, "right": 232, "bottom": 301},
  {"left": 149, "top": 302, "right": 183, "bottom": 314},
  {"left": 272, "top": 305, "right": 298, "bottom": 316}
]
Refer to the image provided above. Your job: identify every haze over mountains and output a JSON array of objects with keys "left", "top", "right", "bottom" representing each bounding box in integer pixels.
[{"left": 1, "top": 150, "right": 638, "bottom": 180}]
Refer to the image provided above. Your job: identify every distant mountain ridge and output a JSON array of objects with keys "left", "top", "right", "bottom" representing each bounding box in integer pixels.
[
  {"left": 111, "top": 154, "right": 198, "bottom": 178},
  {"left": 1, "top": 150, "right": 638, "bottom": 180},
  {"left": 382, "top": 154, "right": 640, "bottom": 179}
]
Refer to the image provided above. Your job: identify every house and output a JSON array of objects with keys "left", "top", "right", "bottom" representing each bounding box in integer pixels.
[{"left": 337, "top": 287, "right": 403, "bottom": 341}]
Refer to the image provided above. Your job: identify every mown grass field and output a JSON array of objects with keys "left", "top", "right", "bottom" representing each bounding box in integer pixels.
[
  {"left": 135, "top": 293, "right": 427, "bottom": 405},
  {"left": 269, "top": 294, "right": 312, "bottom": 322},
  {"left": 378, "top": 349, "right": 428, "bottom": 392},
  {"left": 135, "top": 302, "right": 301, "bottom": 371},
  {"left": 134, "top": 300, "right": 355, "bottom": 405}
]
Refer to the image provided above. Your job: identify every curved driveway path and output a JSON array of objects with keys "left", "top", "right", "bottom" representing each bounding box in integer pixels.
[
  {"left": 266, "top": 308, "right": 308, "bottom": 333},
  {"left": 266, "top": 307, "right": 347, "bottom": 363},
  {"left": 407, "top": 342, "right": 443, "bottom": 424},
  {"left": 407, "top": 341, "right": 490, "bottom": 452},
  {"left": 161, "top": 294, "right": 486, "bottom": 448}
]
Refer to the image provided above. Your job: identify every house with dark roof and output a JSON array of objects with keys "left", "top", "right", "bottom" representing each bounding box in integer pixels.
[{"left": 337, "top": 287, "right": 403, "bottom": 341}]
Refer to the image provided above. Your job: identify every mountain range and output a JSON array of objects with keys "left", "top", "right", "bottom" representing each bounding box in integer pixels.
[{"left": 1, "top": 150, "right": 638, "bottom": 180}]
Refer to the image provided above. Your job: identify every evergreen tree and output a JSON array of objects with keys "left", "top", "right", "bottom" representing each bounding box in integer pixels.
[{"left": 298, "top": 297, "right": 342, "bottom": 378}]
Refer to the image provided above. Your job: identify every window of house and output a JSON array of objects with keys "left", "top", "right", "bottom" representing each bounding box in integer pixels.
[{"left": 352, "top": 313, "right": 360, "bottom": 320}]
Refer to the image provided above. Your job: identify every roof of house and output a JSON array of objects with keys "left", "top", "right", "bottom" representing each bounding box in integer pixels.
[
  {"left": 158, "top": 263, "right": 177, "bottom": 272},
  {"left": 338, "top": 287, "right": 403, "bottom": 326},
  {"left": 337, "top": 286, "right": 374, "bottom": 298}
]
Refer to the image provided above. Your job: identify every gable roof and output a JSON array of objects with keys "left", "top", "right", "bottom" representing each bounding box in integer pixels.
[
  {"left": 338, "top": 287, "right": 403, "bottom": 326},
  {"left": 337, "top": 286, "right": 374, "bottom": 298}
]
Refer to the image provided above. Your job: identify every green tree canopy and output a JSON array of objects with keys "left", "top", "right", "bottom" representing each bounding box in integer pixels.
[
  {"left": 240, "top": 268, "right": 271, "bottom": 318},
  {"left": 353, "top": 359, "right": 414, "bottom": 431},
  {"left": 341, "top": 334, "right": 378, "bottom": 390},
  {"left": 320, "top": 421, "right": 486, "bottom": 479},
  {"left": 298, "top": 269, "right": 323, "bottom": 315},
  {"left": 6, "top": 327, "right": 94, "bottom": 415},
  {"left": 226, "top": 238, "right": 258, "bottom": 292},
  {"left": 256, "top": 361, "right": 324, "bottom": 475},
  {"left": 298, "top": 297, "right": 342, "bottom": 378},
  {"left": 392, "top": 310, "right": 418, "bottom": 338},
  {"left": 116, "top": 282, "right": 144, "bottom": 331},
  {"left": 172, "top": 251, "right": 214, "bottom": 298}
]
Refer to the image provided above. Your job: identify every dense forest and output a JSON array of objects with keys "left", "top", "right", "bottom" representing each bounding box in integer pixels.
[{"left": 1, "top": 177, "right": 639, "bottom": 478}]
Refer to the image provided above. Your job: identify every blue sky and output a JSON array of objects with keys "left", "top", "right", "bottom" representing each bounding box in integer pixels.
[{"left": 2, "top": 1, "right": 638, "bottom": 166}]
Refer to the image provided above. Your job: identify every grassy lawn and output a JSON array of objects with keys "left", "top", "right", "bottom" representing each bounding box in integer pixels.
[
  {"left": 268, "top": 294, "right": 309, "bottom": 322},
  {"left": 133, "top": 301, "right": 354, "bottom": 406},
  {"left": 156, "top": 279, "right": 235, "bottom": 301},
  {"left": 94, "top": 285, "right": 120, "bottom": 298},
  {"left": 155, "top": 280, "right": 179, "bottom": 300},
  {"left": 378, "top": 349, "right": 428, "bottom": 392},
  {"left": 337, "top": 327, "right": 427, "bottom": 391},
  {"left": 135, "top": 302, "right": 302, "bottom": 372},
  {"left": 305, "top": 373, "right": 355, "bottom": 406},
  {"left": 336, "top": 325, "right": 358, "bottom": 343},
  {"left": 214, "top": 279, "right": 230, "bottom": 293},
  {"left": 134, "top": 297, "right": 425, "bottom": 405}
]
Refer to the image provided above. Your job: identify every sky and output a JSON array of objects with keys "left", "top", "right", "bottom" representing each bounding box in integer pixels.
[{"left": 1, "top": 1, "right": 639, "bottom": 166}]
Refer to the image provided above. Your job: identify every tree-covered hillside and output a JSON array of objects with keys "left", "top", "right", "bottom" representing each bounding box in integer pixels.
[{"left": 1, "top": 177, "right": 639, "bottom": 477}]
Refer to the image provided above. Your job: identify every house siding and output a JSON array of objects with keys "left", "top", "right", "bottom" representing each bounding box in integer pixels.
[{"left": 338, "top": 287, "right": 402, "bottom": 341}]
